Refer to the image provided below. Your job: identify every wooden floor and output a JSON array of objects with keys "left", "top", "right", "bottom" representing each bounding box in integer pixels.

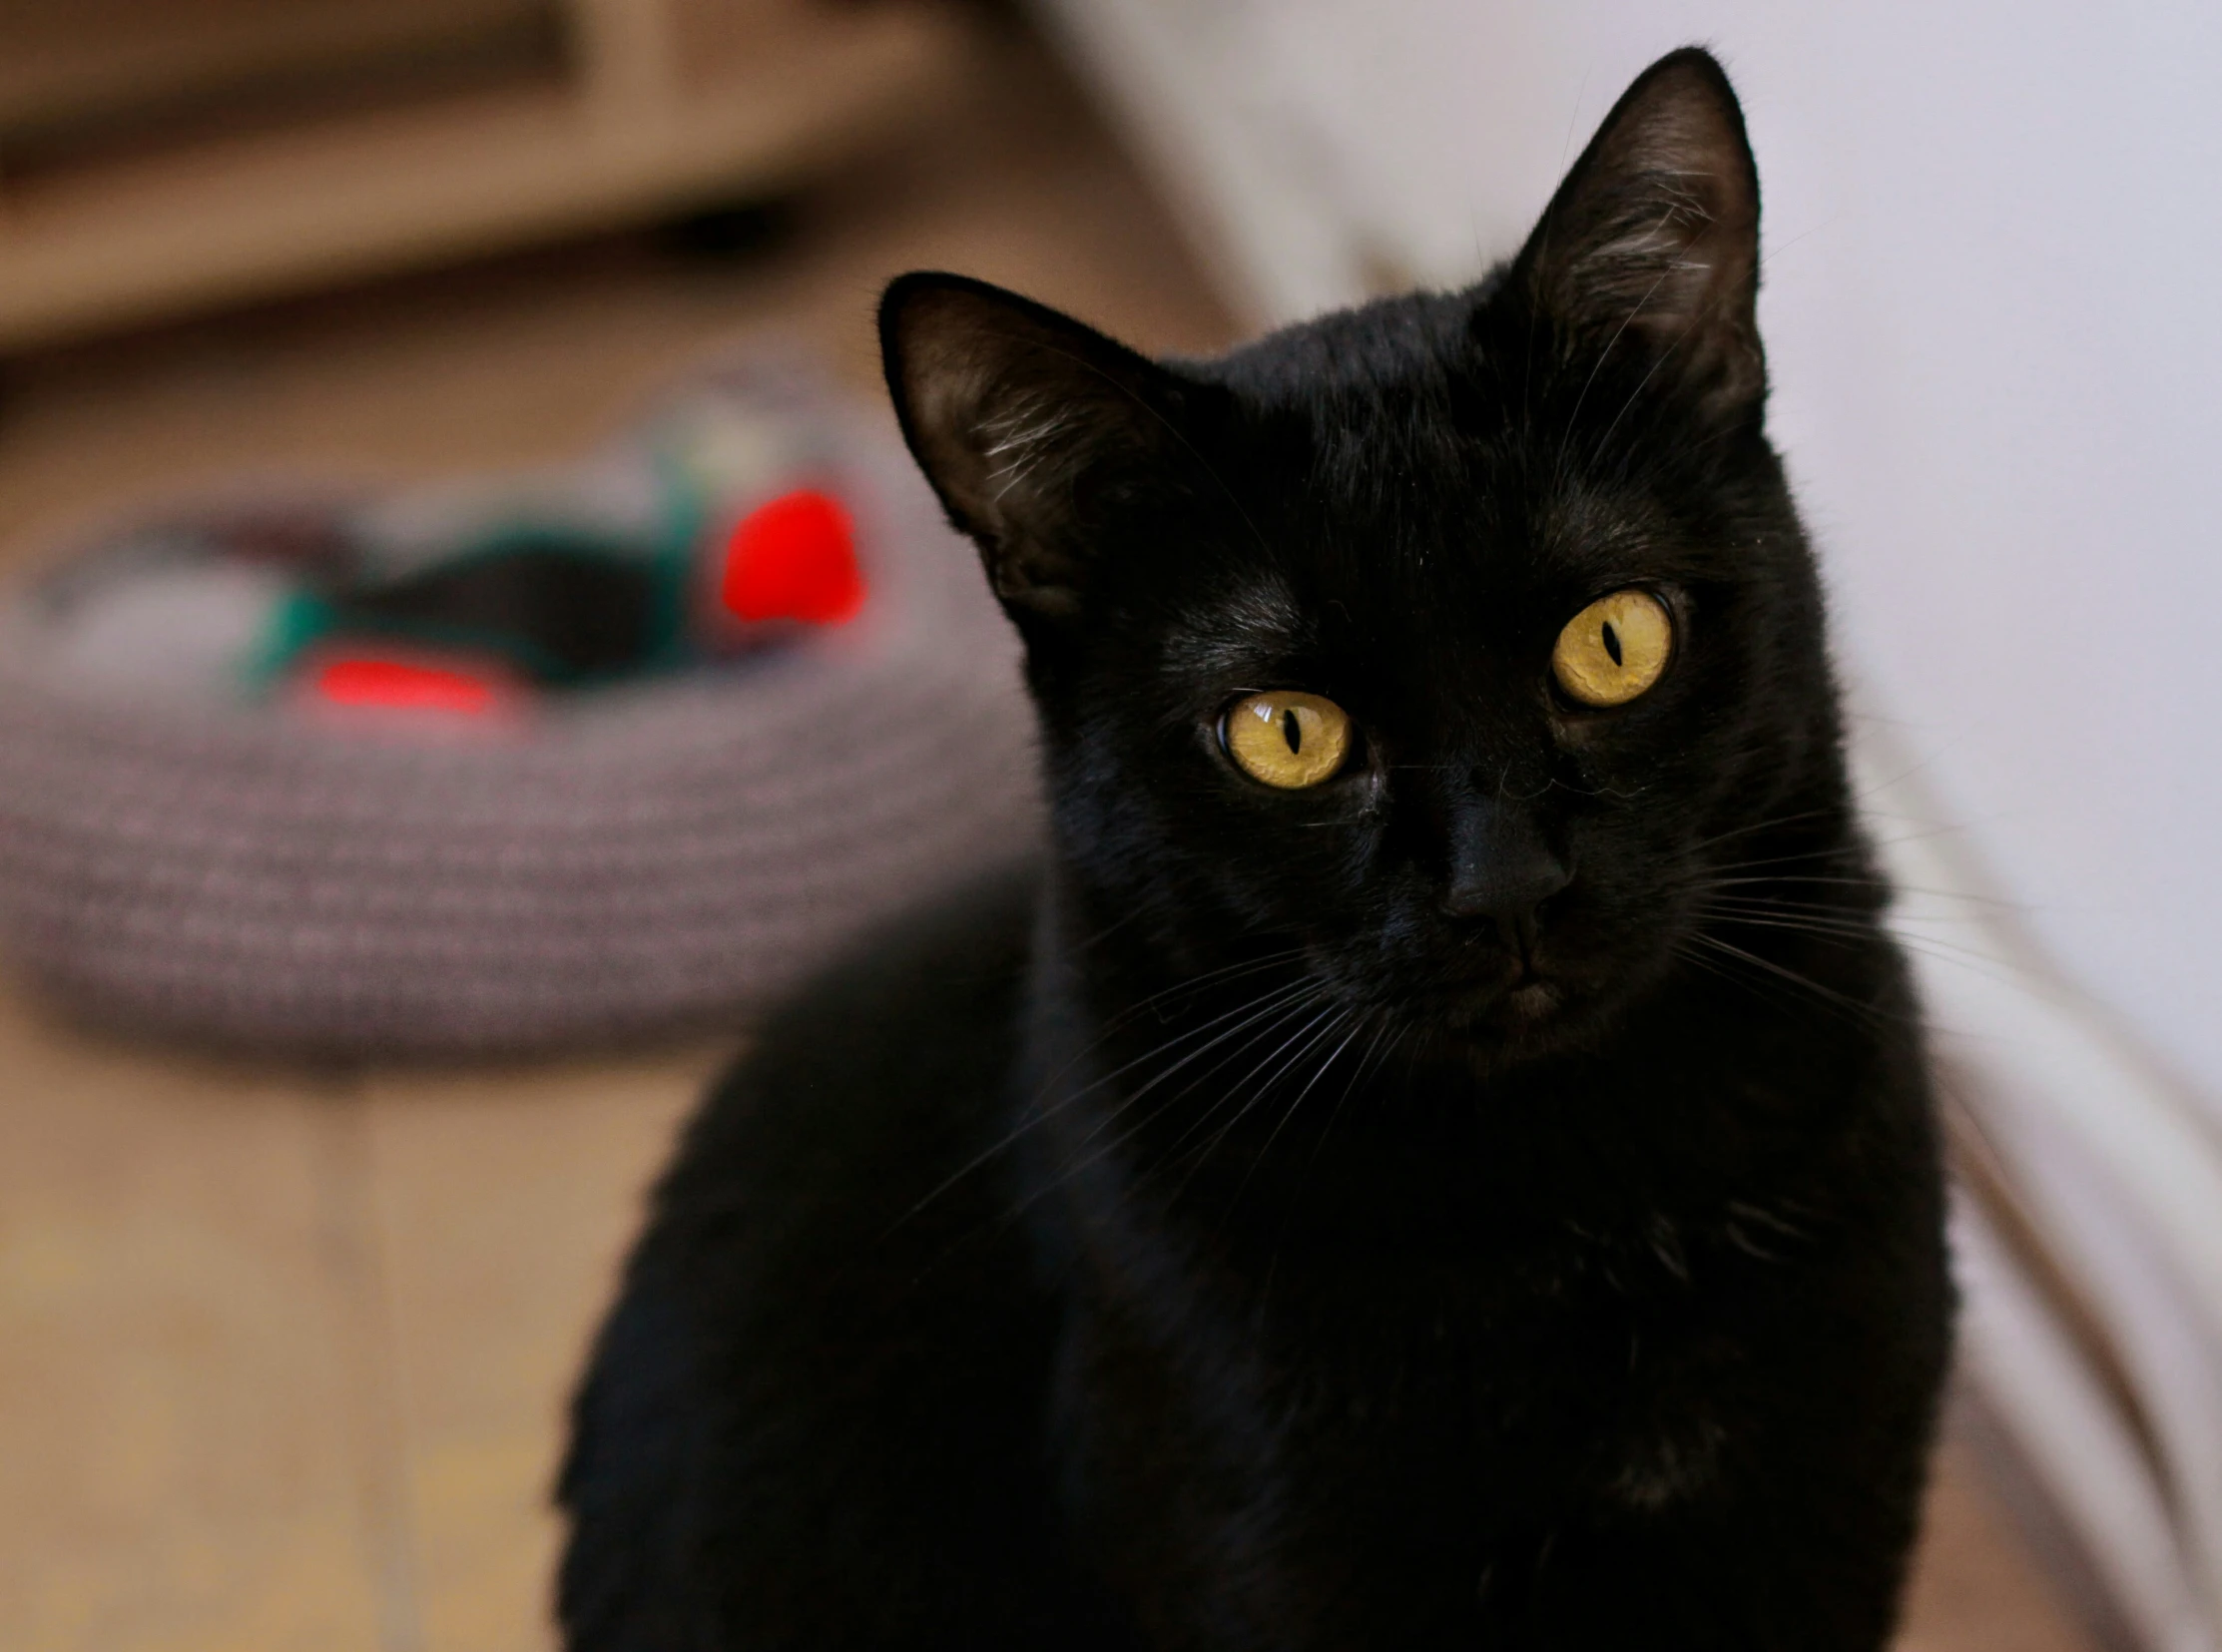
[{"left": 0, "top": 20, "right": 2098, "bottom": 1652}]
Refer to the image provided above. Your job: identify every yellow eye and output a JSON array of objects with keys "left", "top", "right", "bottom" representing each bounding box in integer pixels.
[
  {"left": 1223, "top": 690, "right": 1353, "bottom": 789},
  {"left": 1552, "top": 589, "right": 1673, "bottom": 707}
]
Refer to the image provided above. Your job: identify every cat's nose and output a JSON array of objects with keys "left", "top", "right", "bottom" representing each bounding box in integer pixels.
[{"left": 1441, "top": 802, "right": 1572, "bottom": 952}]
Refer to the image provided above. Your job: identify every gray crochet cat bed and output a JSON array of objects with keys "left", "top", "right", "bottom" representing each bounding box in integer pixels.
[{"left": 0, "top": 360, "right": 1037, "bottom": 1057}]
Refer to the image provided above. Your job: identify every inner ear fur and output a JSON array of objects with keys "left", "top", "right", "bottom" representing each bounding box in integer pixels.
[
  {"left": 879, "top": 273, "right": 1186, "bottom": 620},
  {"left": 1514, "top": 48, "right": 1764, "bottom": 418}
]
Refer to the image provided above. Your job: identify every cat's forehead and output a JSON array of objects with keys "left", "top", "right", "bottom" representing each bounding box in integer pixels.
[
  {"left": 1219, "top": 400, "right": 1656, "bottom": 610},
  {"left": 1169, "top": 289, "right": 1727, "bottom": 652},
  {"left": 1156, "top": 427, "right": 1674, "bottom": 687},
  {"left": 1206, "top": 298, "right": 1594, "bottom": 543},
  {"left": 1204, "top": 286, "right": 1487, "bottom": 402},
  {"left": 1159, "top": 575, "right": 1311, "bottom": 678}
]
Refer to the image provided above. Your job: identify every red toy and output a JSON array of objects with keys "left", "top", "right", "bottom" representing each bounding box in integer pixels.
[
  {"left": 300, "top": 652, "right": 523, "bottom": 721},
  {"left": 717, "top": 488, "right": 864, "bottom": 627}
]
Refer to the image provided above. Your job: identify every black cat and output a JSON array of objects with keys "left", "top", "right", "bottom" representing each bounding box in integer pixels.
[{"left": 558, "top": 48, "right": 1951, "bottom": 1651}]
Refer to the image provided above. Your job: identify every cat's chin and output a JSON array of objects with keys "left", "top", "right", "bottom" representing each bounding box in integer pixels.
[
  {"left": 1453, "top": 979, "right": 1569, "bottom": 1046},
  {"left": 1411, "top": 969, "right": 1631, "bottom": 1065},
  {"left": 1500, "top": 978, "right": 1564, "bottom": 1025}
]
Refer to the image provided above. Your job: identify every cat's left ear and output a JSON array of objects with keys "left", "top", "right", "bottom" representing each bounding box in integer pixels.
[
  {"left": 880, "top": 273, "right": 1193, "bottom": 624},
  {"left": 1511, "top": 47, "right": 1763, "bottom": 419}
]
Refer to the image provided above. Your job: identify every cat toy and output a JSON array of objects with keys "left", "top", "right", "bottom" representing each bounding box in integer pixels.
[{"left": 257, "top": 400, "right": 867, "bottom": 718}]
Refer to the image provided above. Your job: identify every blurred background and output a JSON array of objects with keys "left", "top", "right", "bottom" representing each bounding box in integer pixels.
[{"left": 0, "top": 2, "right": 2213, "bottom": 1649}]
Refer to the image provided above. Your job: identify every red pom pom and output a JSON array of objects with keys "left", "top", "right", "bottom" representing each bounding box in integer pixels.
[
  {"left": 307, "top": 654, "right": 509, "bottom": 717},
  {"left": 718, "top": 487, "right": 865, "bottom": 626}
]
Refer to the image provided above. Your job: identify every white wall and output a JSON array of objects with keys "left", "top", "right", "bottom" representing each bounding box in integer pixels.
[{"left": 1048, "top": 0, "right": 2222, "bottom": 1122}]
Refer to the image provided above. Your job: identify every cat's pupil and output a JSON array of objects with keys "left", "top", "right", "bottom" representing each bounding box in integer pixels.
[
  {"left": 1282, "top": 709, "right": 1303, "bottom": 754},
  {"left": 1602, "top": 621, "right": 1623, "bottom": 667}
]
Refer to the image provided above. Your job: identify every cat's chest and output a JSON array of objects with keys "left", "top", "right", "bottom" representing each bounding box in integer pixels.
[
  {"left": 1077, "top": 1219, "right": 1741, "bottom": 1506},
  {"left": 1294, "top": 1242, "right": 1734, "bottom": 1480},
  {"left": 1057, "top": 1241, "right": 1743, "bottom": 1648}
]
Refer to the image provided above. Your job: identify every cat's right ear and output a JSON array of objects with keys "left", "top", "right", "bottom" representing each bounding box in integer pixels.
[{"left": 879, "top": 273, "right": 1189, "bottom": 623}]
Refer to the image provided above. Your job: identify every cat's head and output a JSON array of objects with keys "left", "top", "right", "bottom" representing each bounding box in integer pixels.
[{"left": 881, "top": 49, "right": 1845, "bottom": 1059}]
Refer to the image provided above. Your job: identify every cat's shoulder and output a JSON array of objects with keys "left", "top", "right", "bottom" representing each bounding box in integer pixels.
[
  {"left": 654, "top": 855, "right": 1042, "bottom": 1218},
  {"left": 559, "top": 859, "right": 1071, "bottom": 1648}
]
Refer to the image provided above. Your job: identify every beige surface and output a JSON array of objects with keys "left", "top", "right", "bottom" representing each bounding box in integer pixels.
[
  {"left": 0, "top": 20, "right": 2097, "bottom": 1651},
  {"left": 0, "top": 1000, "right": 718, "bottom": 1652}
]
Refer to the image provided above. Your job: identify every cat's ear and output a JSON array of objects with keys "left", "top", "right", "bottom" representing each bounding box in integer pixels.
[
  {"left": 880, "top": 273, "right": 1189, "bottom": 622},
  {"left": 1512, "top": 48, "right": 1763, "bottom": 418}
]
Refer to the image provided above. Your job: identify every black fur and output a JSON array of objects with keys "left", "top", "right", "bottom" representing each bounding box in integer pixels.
[{"left": 559, "top": 49, "right": 1951, "bottom": 1650}]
